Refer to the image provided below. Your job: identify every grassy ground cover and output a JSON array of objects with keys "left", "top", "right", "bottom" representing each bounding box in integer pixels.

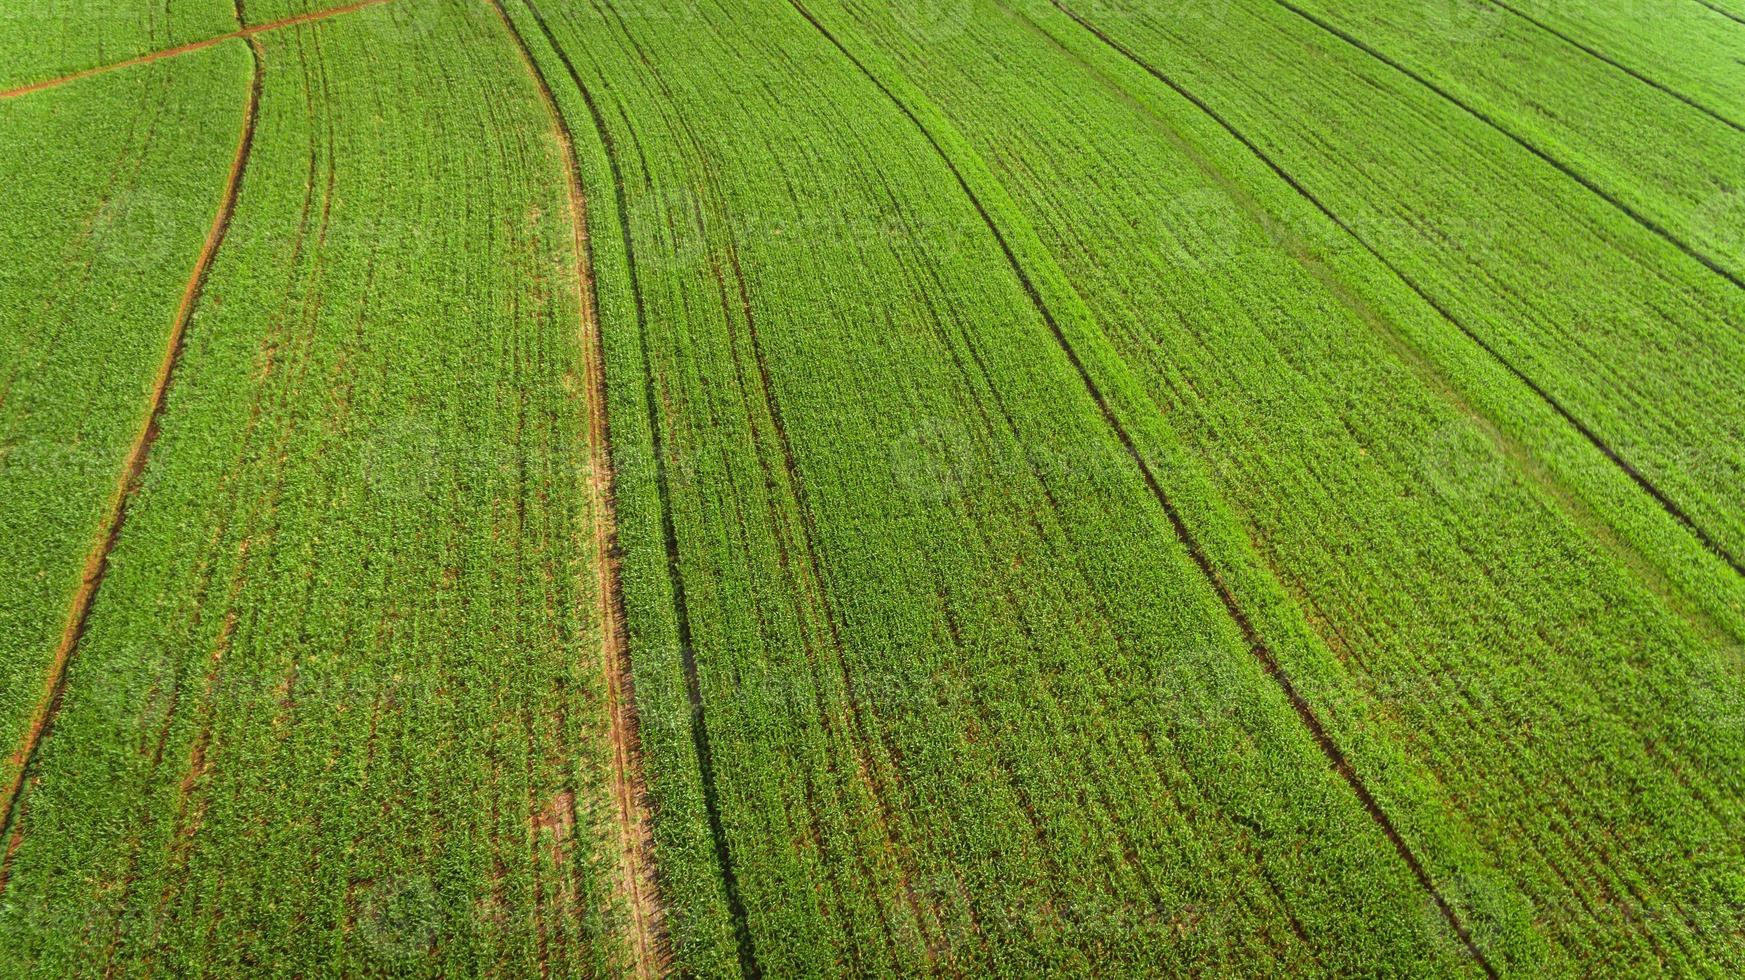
[
  {"left": 1274, "top": 0, "right": 1745, "bottom": 285},
  {"left": 1501, "top": 0, "right": 1745, "bottom": 132},
  {"left": 503, "top": 0, "right": 1489, "bottom": 974},
  {"left": 1042, "top": 0, "right": 1745, "bottom": 581},
  {"left": 2, "top": 1, "right": 1741, "bottom": 976}
]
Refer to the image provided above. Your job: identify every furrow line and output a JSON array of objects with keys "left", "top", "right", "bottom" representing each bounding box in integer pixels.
[
  {"left": 486, "top": 1, "right": 667, "bottom": 975},
  {"left": 1691, "top": 0, "right": 1745, "bottom": 27},
  {"left": 1268, "top": 0, "right": 1745, "bottom": 286},
  {"left": 1487, "top": 0, "right": 1745, "bottom": 131},
  {"left": 0, "top": 0, "right": 390, "bottom": 100},
  {"left": 717, "top": 225, "right": 926, "bottom": 963},
  {"left": 1048, "top": 0, "right": 1745, "bottom": 583},
  {"left": 0, "top": 25, "right": 264, "bottom": 894},
  {"left": 783, "top": 2, "right": 1499, "bottom": 974},
  {"left": 512, "top": 0, "right": 761, "bottom": 972}
]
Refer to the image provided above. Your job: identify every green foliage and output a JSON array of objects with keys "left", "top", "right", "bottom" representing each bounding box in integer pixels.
[
  {"left": 0, "top": 3, "right": 624, "bottom": 975},
  {"left": 3, "top": 0, "right": 1744, "bottom": 976},
  {"left": 510, "top": 0, "right": 1484, "bottom": 973},
  {"left": 0, "top": 1, "right": 236, "bottom": 91},
  {"left": 0, "top": 42, "right": 251, "bottom": 831}
]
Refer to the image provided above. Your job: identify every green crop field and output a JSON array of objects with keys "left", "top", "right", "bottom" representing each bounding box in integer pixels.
[{"left": 1, "top": 0, "right": 1741, "bottom": 976}]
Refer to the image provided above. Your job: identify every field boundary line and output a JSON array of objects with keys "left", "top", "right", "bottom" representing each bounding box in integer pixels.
[
  {"left": 1047, "top": 0, "right": 1745, "bottom": 583},
  {"left": 487, "top": 1, "right": 667, "bottom": 975},
  {"left": 0, "top": 20, "right": 264, "bottom": 893},
  {"left": 783, "top": 2, "right": 1499, "bottom": 974},
  {"left": 1266, "top": 0, "right": 1745, "bottom": 286},
  {"left": 0, "top": 0, "right": 390, "bottom": 100}
]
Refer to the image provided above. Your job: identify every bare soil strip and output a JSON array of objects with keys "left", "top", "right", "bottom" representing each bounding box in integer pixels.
[
  {"left": 785, "top": 1, "right": 1500, "bottom": 974},
  {"left": 486, "top": 2, "right": 665, "bottom": 974},
  {"left": 508, "top": 2, "right": 756, "bottom": 968},
  {"left": 0, "top": 29, "right": 265, "bottom": 895},
  {"left": 0, "top": 0, "right": 390, "bottom": 101}
]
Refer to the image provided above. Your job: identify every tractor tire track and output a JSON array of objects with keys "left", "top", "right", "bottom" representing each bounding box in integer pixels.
[
  {"left": 611, "top": 8, "right": 930, "bottom": 953},
  {"left": 1047, "top": 0, "right": 1745, "bottom": 584},
  {"left": 1485, "top": 0, "right": 1745, "bottom": 133},
  {"left": 0, "top": 21, "right": 264, "bottom": 896},
  {"left": 488, "top": 2, "right": 668, "bottom": 975},
  {"left": 712, "top": 230, "right": 926, "bottom": 968},
  {"left": 783, "top": 2, "right": 1499, "bottom": 975},
  {"left": 510, "top": 0, "right": 762, "bottom": 974},
  {"left": 0, "top": 0, "right": 391, "bottom": 101},
  {"left": 998, "top": 0, "right": 1745, "bottom": 803},
  {"left": 866, "top": 165, "right": 1221, "bottom": 943},
  {"left": 1266, "top": 0, "right": 1745, "bottom": 282},
  {"left": 145, "top": 22, "right": 344, "bottom": 941}
]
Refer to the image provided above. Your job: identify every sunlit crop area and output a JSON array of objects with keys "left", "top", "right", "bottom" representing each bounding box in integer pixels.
[{"left": 2, "top": 1, "right": 1742, "bottom": 975}]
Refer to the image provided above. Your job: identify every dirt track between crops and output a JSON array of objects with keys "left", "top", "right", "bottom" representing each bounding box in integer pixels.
[
  {"left": 0, "top": 0, "right": 392, "bottom": 100},
  {"left": 488, "top": 2, "right": 668, "bottom": 974},
  {"left": 0, "top": 26, "right": 266, "bottom": 899}
]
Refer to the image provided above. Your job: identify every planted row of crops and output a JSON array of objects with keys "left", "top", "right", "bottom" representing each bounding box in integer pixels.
[
  {"left": 0, "top": 1, "right": 633, "bottom": 974},
  {"left": 1502, "top": 0, "right": 1745, "bottom": 130},
  {"left": 0, "top": 44, "right": 251, "bottom": 848},
  {"left": 0, "top": 0, "right": 235, "bottom": 92},
  {"left": 1048, "top": 0, "right": 1745, "bottom": 573},
  {"left": 790, "top": 0, "right": 1745, "bottom": 971},
  {"left": 2, "top": 0, "right": 1741, "bottom": 976},
  {"left": 499, "top": 0, "right": 1521, "bottom": 973},
  {"left": 1275, "top": 0, "right": 1745, "bottom": 285}
]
